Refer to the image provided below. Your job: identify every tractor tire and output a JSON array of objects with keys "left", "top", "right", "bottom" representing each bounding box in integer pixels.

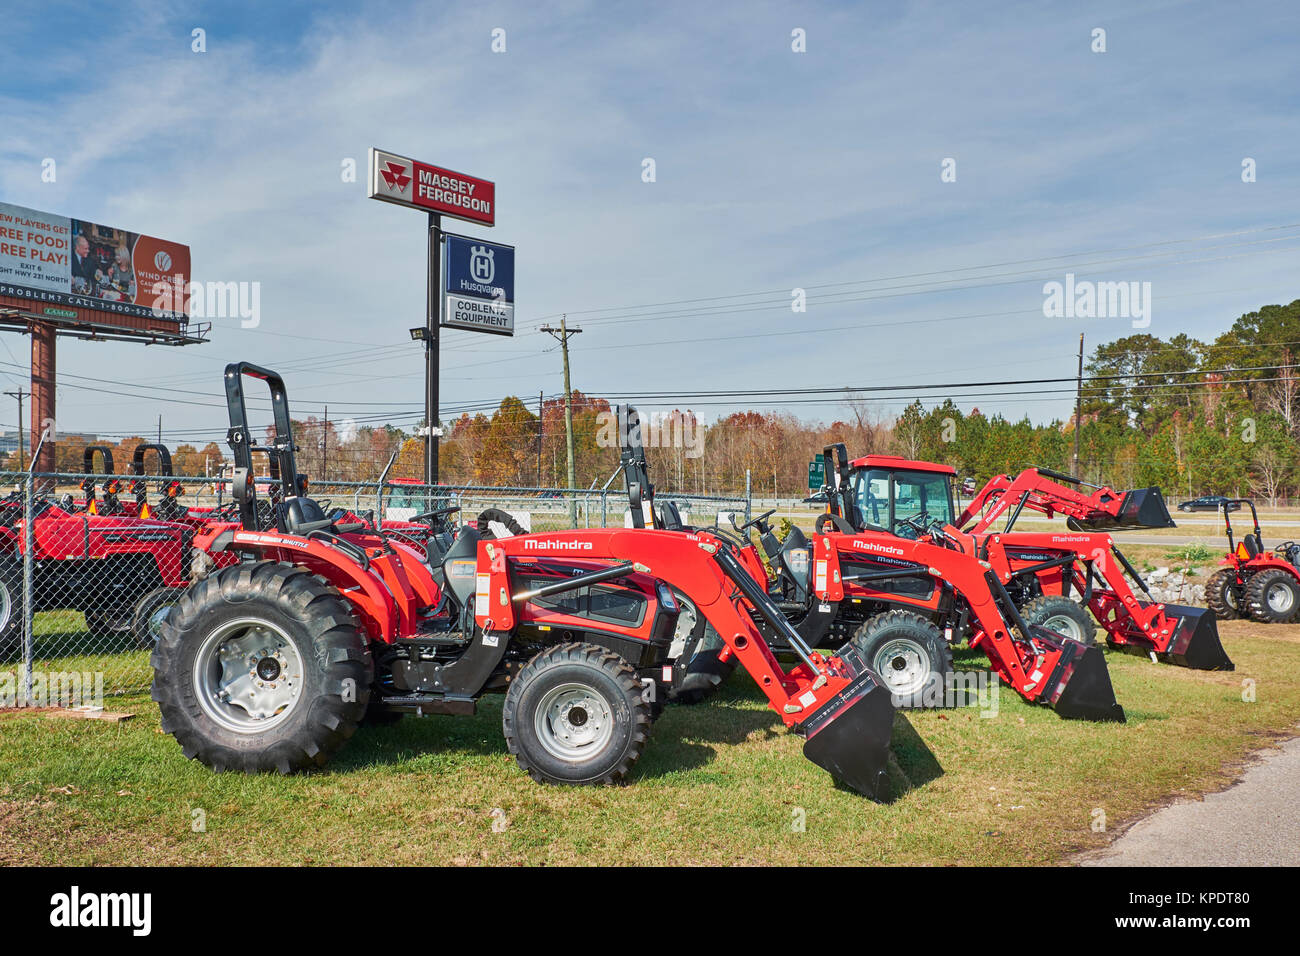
[
  {"left": 130, "top": 586, "right": 186, "bottom": 650},
  {"left": 503, "top": 642, "right": 651, "bottom": 786},
  {"left": 0, "top": 558, "right": 25, "bottom": 662},
  {"left": 84, "top": 609, "right": 134, "bottom": 638},
  {"left": 1019, "top": 594, "right": 1097, "bottom": 646},
  {"left": 151, "top": 561, "right": 372, "bottom": 774},
  {"left": 667, "top": 590, "right": 737, "bottom": 704},
  {"left": 850, "top": 610, "right": 953, "bottom": 709},
  {"left": 1245, "top": 568, "right": 1300, "bottom": 623},
  {"left": 1206, "top": 568, "right": 1242, "bottom": 620}
]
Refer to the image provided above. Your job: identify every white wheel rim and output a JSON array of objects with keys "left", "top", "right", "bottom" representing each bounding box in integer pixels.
[
  {"left": 1267, "top": 583, "right": 1294, "bottom": 614},
  {"left": 193, "top": 618, "right": 305, "bottom": 734},
  {"left": 872, "top": 638, "right": 932, "bottom": 697},
  {"left": 533, "top": 682, "right": 614, "bottom": 762},
  {"left": 1041, "top": 612, "right": 1084, "bottom": 642}
]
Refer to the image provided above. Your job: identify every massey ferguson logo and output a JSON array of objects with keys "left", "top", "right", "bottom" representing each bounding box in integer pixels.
[
  {"left": 851, "top": 540, "right": 904, "bottom": 556},
  {"left": 523, "top": 539, "right": 593, "bottom": 551},
  {"left": 470, "top": 246, "right": 495, "bottom": 284},
  {"left": 380, "top": 160, "right": 411, "bottom": 192}
]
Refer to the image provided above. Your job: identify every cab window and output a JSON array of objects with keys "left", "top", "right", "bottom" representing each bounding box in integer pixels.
[
  {"left": 851, "top": 468, "right": 954, "bottom": 535},
  {"left": 853, "top": 470, "right": 892, "bottom": 532}
]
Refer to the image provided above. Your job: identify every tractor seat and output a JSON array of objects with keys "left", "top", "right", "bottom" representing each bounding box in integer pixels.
[
  {"left": 656, "top": 501, "right": 684, "bottom": 531},
  {"left": 1243, "top": 534, "right": 1264, "bottom": 558},
  {"left": 277, "top": 496, "right": 336, "bottom": 536}
]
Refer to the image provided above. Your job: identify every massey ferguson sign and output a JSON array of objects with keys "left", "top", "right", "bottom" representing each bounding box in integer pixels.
[{"left": 367, "top": 148, "right": 495, "bottom": 226}]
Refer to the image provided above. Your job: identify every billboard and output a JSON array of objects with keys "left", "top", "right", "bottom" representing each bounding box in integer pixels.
[
  {"left": 368, "top": 148, "right": 496, "bottom": 227},
  {"left": 0, "top": 200, "right": 191, "bottom": 322},
  {"left": 442, "top": 233, "right": 514, "bottom": 336}
]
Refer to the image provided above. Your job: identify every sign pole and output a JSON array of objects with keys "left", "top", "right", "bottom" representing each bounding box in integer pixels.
[{"left": 426, "top": 211, "right": 442, "bottom": 485}]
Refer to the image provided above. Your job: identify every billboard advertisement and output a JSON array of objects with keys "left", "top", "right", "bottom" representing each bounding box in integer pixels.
[
  {"left": 442, "top": 233, "right": 514, "bottom": 336},
  {"left": 0, "top": 200, "right": 190, "bottom": 321}
]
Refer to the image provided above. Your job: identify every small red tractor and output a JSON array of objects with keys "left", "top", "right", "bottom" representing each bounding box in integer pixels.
[
  {"left": 153, "top": 364, "right": 900, "bottom": 798},
  {"left": 1205, "top": 499, "right": 1300, "bottom": 623},
  {"left": 614, "top": 410, "right": 1125, "bottom": 720}
]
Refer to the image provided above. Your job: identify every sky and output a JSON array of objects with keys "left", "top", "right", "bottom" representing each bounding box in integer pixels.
[{"left": 1, "top": 0, "right": 1298, "bottom": 445}]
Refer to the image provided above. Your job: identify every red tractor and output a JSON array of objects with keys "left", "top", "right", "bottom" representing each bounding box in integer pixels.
[
  {"left": 1205, "top": 499, "right": 1300, "bottom": 623},
  {"left": 153, "top": 364, "right": 900, "bottom": 798},
  {"left": 613, "top": 410, "right": 1126, "bottom": 720}
]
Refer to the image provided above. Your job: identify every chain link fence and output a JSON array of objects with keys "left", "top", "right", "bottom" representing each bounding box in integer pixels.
[{"left": 0, "top": 469, "right": 747, "bottom": 705}]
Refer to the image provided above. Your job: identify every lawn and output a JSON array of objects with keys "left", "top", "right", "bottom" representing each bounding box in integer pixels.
[{"left": 1, "top": 620, "right": 1296, "bottom": 866}]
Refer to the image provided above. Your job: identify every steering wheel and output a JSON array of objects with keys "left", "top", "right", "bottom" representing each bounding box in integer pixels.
[
  {"left": 894, "top": 512, "right": 931, "bottom": 540},
  {"left": 737, "top": 508, "right": 776, "bottom": 534},
  {"left": 412, "top": 506, "right": 461, "bottom": 526}
]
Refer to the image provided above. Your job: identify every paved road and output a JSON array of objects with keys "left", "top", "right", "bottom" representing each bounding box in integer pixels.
[{"left": 1079, "top": 733, "right": 1300, "bottom": 866}]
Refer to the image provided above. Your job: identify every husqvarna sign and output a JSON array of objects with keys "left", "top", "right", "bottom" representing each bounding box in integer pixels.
[
  {"left": 367, "top": 148, "right": 495, "bottom": 226},
  {"left": 442, "top": 233, "right": 515, "bottom": 336}
]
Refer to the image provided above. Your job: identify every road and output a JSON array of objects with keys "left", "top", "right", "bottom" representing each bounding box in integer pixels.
[{"left": 1078, "top": 733, "right": 1300, "bottom": 866}]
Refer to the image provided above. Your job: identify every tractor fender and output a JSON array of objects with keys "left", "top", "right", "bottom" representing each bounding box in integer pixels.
[{"left": 227, "top": 530, "right": 401, "bottom": 642}]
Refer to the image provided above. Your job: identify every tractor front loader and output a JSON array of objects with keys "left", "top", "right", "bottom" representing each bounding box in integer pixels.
[{"left": 152, "top": 364, "right": 901, "bottom": 799}]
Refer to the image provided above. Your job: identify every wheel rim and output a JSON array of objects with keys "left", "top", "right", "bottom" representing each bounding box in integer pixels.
[
  {"left": 1267, "top": 582, "right": 1295, "bottom": 614},
  {"left": 0, "top": 578, "right": 11, "bottom": 633},
  {"left": 871, "top": 638, "right": 932, "bottom": 697},
  {"left": 193, "top": 618, "right": 305, "bottom": 734},
  {"left": 1041, "top": 612, "right": 1084, "bottom": 642},
  {"left": 1224, "top": 584, "right": 1239, "bottom": 609},
  {"left": 533, "top": 682, "right": 614, "bottom": 762},
  {"left": 144, "top": 599, "right": 176, "bottom": 645}
]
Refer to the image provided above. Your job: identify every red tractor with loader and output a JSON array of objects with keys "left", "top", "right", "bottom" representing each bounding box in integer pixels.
[
  {"left": 613, "top": 408, "right": 1127, "bottom": 721},
  {"left": 153, "top": 364, "right": 904, "bottom": 798},
  {"left": 1205, "top": 499, "right": 1300, "bottom": 623}
]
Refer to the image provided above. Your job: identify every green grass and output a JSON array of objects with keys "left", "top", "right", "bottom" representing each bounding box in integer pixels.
[{"left": 2, "top": 621, "right": 1297, "bottom": 866}]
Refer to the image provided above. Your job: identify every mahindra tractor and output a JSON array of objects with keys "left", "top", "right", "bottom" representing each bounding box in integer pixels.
[
  {"left": 152, "top": 364, "right": 902, "bottom": 799},
  {"left": 1205, "top": 499, "right": 1300, "bottom": 623},
  {"left": 612, "top": 409, "right": 1125, "bottom": 721}
]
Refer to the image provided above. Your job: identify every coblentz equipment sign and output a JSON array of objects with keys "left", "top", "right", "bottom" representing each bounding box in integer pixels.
[
  {"left": 443, "top": 234, "right": 514, "bottom": 336},
  {"left": 367, "top": 148, "right": 496, "bottom": 227},
  {"left": 0, "top": 200, "right": 190, "bottom": 321}
]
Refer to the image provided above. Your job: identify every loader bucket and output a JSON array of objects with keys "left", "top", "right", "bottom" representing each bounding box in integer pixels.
[
  {"left": 1066, "top": 487, "right": 1176, "bottom": 532},
  {"left": 1048, "top": 642, "right": 1127, "bottom": 722},
  {"left": 1156, "top": 604, "right": 1234, "bottom": 671},
  {"left": 800, "top": 644, "right": 896, "bottom": 800}
]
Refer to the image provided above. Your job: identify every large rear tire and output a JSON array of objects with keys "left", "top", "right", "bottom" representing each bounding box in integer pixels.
[
  {"left": 0, "top": 558, "right": 25, "bottom": 662},
  {"left": 1205, "top": 568, "right": 1241, "bottom": 620},
  {"left": 151, "top": 561, "right": 372, "bottom": 774},
  {"left": 1019, "top": 594, "right": 1097, "bottom": 646},
  {"left": 850, "top": 610, "right": 953, "bottom": 709},
  {"left": 1245, "top": 568, "right": 1300, "bottom": 623},
  {"left": 503, "top": 642, "right": 651, "bottom": 786}
]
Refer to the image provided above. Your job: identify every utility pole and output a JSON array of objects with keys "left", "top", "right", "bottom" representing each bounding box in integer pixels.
[
  {"left": 5, "top": 389, "right": 27, "bottom": 471},
  {"left": 536, "top": 390, "right": 543, "bottom": 486},
  {"left": 1073, "top": 332, "right": 1084, "bottom": 476},
  {"left": 157, "top": 414, "right": 162, "bottom": 445},
  {"left": 322, "top": 405, "right": 329, "bottom": 481},
  {"left": 541, "top": 315, "right": 581, "bottom": 524}
]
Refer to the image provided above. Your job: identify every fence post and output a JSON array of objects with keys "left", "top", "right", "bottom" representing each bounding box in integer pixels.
[
  {"left": 21, "top": 471, "right": 34, "bottom": 705},
  {"left": 744, "top": 469, "right": 752, "bottom": 523},
  {"left": 601, "top": 491, "right": 608, "bottom": 528}
]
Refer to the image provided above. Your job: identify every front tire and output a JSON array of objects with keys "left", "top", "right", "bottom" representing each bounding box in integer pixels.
[
  {"left": 1206, "top": 568, "right": 1241, "bottom": 620},
  {"left": 151, "top": 561, "right": 372, "bottom": 774},
  {"left": 0, "top": 559, "right": 25, "bottom": 662},
  {"left": 850, "top": 610, "right": 953, "bottom": 708},
  {"left": 503, "top": 643, "right": 651, "bottom": 786},
  {"left": 1245, "top": 568, "right": 1300, "bottom": 623},
  {"left": 1019, "top": 594, "right": 1097, "bottom": 645}
]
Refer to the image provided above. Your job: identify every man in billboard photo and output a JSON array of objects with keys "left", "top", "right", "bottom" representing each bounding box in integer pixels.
[{"left": 70, "top": 233, "right": 97, "bottom": 291}]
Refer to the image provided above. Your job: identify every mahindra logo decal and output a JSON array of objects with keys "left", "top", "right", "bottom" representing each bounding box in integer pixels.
[
  {"left": 380, "top": 161, "right": 411, "bottom": 191},
  {"left": 850, "top": 540, "right": 904, "bottom": 556},
  {"left": 522, "top": 539, "right": 593, "bottom": 551}
]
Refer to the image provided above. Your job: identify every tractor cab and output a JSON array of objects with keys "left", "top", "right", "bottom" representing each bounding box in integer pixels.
[{"left": 845, "top": 454, "right": 957, "bottom": 539}]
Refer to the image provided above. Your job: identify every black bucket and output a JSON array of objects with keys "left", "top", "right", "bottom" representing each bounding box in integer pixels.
[
  {"left": 1047, "top": 642, "right": 1127, "bottom": 722},
  {"left": 1146, "top": 604, "right": 1234, "bottom": 671},
  {"left": 800, "top": 646, "right": 896, "bottom": 800},
  {"left": 1066, "top": 487, "right": 1176, "bottom": 532}
]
